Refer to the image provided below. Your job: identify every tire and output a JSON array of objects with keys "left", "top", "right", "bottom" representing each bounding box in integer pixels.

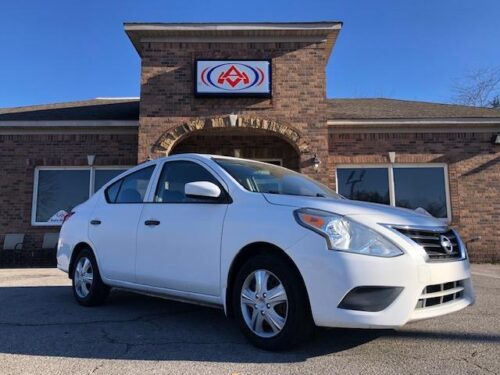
[
  {"left": 72, "top": 247, "right": 109, "bottom": 306},
  {"left": 232, "top": 253, "right": 314, "bottom": 350}
]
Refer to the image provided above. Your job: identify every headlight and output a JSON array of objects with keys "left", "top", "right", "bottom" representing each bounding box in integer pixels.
[{"left": 294, "top": 208, "right": 403, "bottom": 257}]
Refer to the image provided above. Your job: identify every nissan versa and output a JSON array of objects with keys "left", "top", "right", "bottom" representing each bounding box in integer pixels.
[{"left": 57, "top": 154, "right": 474, "bottom": 350}]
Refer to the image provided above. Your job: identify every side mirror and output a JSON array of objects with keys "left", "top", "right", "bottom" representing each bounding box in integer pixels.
[{"left": 185, "top": 181, "right": 221, "bottom": 200}]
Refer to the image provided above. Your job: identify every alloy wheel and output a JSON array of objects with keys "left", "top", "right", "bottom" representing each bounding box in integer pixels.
[
  {"left": 74, "top": 257, "right": 94, "bottom": 298},
  {"left": 240, "top": 269, "right": 288, "bottom": 338}
]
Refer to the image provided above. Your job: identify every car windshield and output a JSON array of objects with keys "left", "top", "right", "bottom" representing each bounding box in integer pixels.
[{"left": 214, "top": 158, "right": 343, "bottom": 199}]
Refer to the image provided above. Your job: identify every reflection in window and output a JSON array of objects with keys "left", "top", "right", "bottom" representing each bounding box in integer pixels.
[
  {"left": 337, "top": 168, "right": 390, "bottom": 204},
  {"left": 215, "top": 158, "right": 341, "bottom": 198},
  {"left": 394, "top": 167, "right": 447, "bottom": 218},
  {"left": 335, "top": 165, "right": 450, "bottom": 220},
  {"left": 36, "top": 170, "right": 90, "bottom": 223}
]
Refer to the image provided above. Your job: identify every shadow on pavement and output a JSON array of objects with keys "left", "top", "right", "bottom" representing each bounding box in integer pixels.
[{"left": 0, "top": 285, "right": 498, "bottom": 363}]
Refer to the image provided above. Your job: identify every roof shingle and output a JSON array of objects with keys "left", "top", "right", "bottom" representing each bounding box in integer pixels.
[
  {"left": 328, "top": 98, "right": 500, "bottom": 119},
  {"left": 0, "top": 98, "right": 139, "bottom": 121},
  {"left": 1, "top": 97, "right": 499, "bottom": 123}
]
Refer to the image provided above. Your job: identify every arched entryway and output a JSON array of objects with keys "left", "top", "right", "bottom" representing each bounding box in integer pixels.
[
  {"left": 171, "top": 127, "right": 300, "bottom": 170},
  {"left": 153, "top": 116, "right": 309, "bottom": 171}
]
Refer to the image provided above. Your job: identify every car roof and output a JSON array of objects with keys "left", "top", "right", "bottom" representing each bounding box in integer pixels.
[{"left": 155, "top": 153, "right": 250, "bottom": 163}]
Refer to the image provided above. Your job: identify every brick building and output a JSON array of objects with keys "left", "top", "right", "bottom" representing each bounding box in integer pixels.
[{"left": 0, "top": 22, "right": 499, "bottom": 266}]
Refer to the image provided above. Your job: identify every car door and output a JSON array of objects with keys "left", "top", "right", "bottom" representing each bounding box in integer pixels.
[
  {"left": 88, "top": 165, "right": 156, "bottom": 283},
  {"left": 136, "top": 160, "right": 229, "bottom": 296}
]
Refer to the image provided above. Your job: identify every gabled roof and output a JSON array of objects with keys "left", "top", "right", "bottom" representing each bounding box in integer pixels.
[
  {"left": 0, "top": 98, "right": 139, "bottom": 121},
  {"left": 328, "top": 98, "right": 500, "bottom": 120}
]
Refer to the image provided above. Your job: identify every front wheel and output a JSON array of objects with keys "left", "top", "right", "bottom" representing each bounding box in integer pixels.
[
  {"left": 72, "top": 248, "right": 109, "bottom": 306},
  {"left": 233, "top": 254, "right": 314, "bottom": 350}
]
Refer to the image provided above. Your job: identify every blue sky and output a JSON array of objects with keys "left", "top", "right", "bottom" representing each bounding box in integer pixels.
[{"left": 1, "top": 0, "right": 498, "bottom": 107}]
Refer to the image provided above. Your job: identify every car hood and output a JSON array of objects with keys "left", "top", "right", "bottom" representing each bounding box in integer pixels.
[{"left": 262, "top": 193, "right": 446, "bottom": 227}]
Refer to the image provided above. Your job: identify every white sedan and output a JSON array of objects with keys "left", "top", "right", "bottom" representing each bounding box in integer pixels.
[{"left": 57, "top": 154, "right": 474, "bottom": 350}]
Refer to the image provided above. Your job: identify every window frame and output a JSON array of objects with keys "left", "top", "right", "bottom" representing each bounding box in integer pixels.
[
  {"left": 32, "top": 165, "right": 132, "bottom": 226},
  {"left": 335, "top": 163, "right": 452, "bottom": 222}
]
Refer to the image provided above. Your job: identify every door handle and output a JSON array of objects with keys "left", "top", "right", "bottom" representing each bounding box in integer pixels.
[
  {"left": 90, "top": 219, "right": 101, "bottom": 225},
  {"left": 144, "top": 220, "right": 160, "bottom": 226}
]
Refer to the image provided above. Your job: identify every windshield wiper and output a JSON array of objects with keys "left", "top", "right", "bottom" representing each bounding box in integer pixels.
[{"left": 264, "top": 191, "right": 328, "bottom": 198}]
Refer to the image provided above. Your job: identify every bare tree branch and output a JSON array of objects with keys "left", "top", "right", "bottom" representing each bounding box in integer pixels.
[
  {"left": 489, "top": 96, "right": 500, "bottom": 108},
  {"left": 452, "top": 67, "right": 500, "bottom": 107}
]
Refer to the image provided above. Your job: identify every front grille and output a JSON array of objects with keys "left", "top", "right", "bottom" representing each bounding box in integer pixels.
[
  {"left": 415, "top": 280, "right": 465, "bottom": 309},
  {"left": 394, "top": 227, "right": 463, "bottom": 261}
]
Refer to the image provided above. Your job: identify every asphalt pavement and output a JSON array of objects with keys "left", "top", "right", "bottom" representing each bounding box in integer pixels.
[{"left": 0, "top": 265, "right": 498, "bottom": 374}]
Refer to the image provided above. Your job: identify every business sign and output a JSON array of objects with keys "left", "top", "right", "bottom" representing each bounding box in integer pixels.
[{"left": 195, "top": 60, "right": 271, "bottom": 97}]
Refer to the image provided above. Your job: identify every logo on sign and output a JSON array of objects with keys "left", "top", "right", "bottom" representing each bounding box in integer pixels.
[{"left": 200, "top": 63, "right": 266, "bottom": 91}]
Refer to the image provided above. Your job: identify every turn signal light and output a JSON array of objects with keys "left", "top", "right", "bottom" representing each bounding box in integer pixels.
[{"left": 299, "top": 213, "right": 325, "bottom": 229}]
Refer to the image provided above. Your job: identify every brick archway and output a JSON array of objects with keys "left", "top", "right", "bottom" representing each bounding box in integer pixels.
[{"left": 153, "top": 116, "right": 310, "bottom": 156}]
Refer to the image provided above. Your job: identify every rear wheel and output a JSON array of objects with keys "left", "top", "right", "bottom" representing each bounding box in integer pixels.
[
  {"left": 233, "top": 253, "right": 314, "bottom": 350},
  {"left": 72, "top": 248, "right": 109, "bottom": 306}
]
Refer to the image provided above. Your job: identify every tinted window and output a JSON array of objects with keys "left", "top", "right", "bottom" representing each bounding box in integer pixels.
[
  {"left": 94, "top": 169, "right": 127, "bottom": 192},
  {"left": 36, "top": 170, "right": 90, "bottom": 223},
  {"left": 394, "top": 167, "right": 448, "bottom": 218},
  {"left": 105, "top": 179, "right": 122, "bottom": 203},
  {"left": 154, "top": 161, "right": 220, "bottom": 203},
  {"left": 337, "top": 168, "right": 390, "bottom": 204},
  {"left": 112, "top": 166, "right": 155, "bottom": 203}
]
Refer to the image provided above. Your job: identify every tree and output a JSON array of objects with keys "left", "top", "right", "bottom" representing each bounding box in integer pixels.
[
  {"left": 452, "top": 67, "right": 500, "bottom": 108},
  {"left": 489, "top": 95, "right": 500, "bottom": 109}
]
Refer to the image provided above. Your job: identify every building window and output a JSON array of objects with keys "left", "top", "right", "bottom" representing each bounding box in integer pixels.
[
  {"left": 255, "top": 159, "right": 283, "bottom": 166},
  {"left": 34, "top": 169, "right": 91, "bottom": 225},
  {"left": 336, "top": 164, "right": 451, "bottom": 221},
  {"left": 32, "top": 166, "right": 130, "bottom": 226},
  {"left": 336, "top": 167, "right": 390, "bottom": 205}
]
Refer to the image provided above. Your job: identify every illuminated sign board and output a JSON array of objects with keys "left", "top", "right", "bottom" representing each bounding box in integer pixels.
[{"left": 195, "top": 60, "right": 271, "bottom": 97}]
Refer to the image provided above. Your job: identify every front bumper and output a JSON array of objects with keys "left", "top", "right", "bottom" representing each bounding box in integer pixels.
[{"left": 287, "top": 233, "right": 474, "bottom": 329}]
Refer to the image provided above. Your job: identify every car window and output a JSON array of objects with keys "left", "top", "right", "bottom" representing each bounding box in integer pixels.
[
  {"left": 105, "top": 179, "right": 122, "bottom": 203},
  {"left": 214, "top": 158, "right": 342, "bottom": 199},
  {"left": 154, "top": 161, "right": 221, "bottom": 203},
  {"left": 106, "top": 166, "right": 155, "bottom": 203},
  {"left": 94, "top": 169, "right": 128, "bottom": 192}
]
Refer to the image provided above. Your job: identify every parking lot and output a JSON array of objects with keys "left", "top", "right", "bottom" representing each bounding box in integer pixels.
[{"left": 0, "top": 265, "right": 498, "bottom": 375}]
